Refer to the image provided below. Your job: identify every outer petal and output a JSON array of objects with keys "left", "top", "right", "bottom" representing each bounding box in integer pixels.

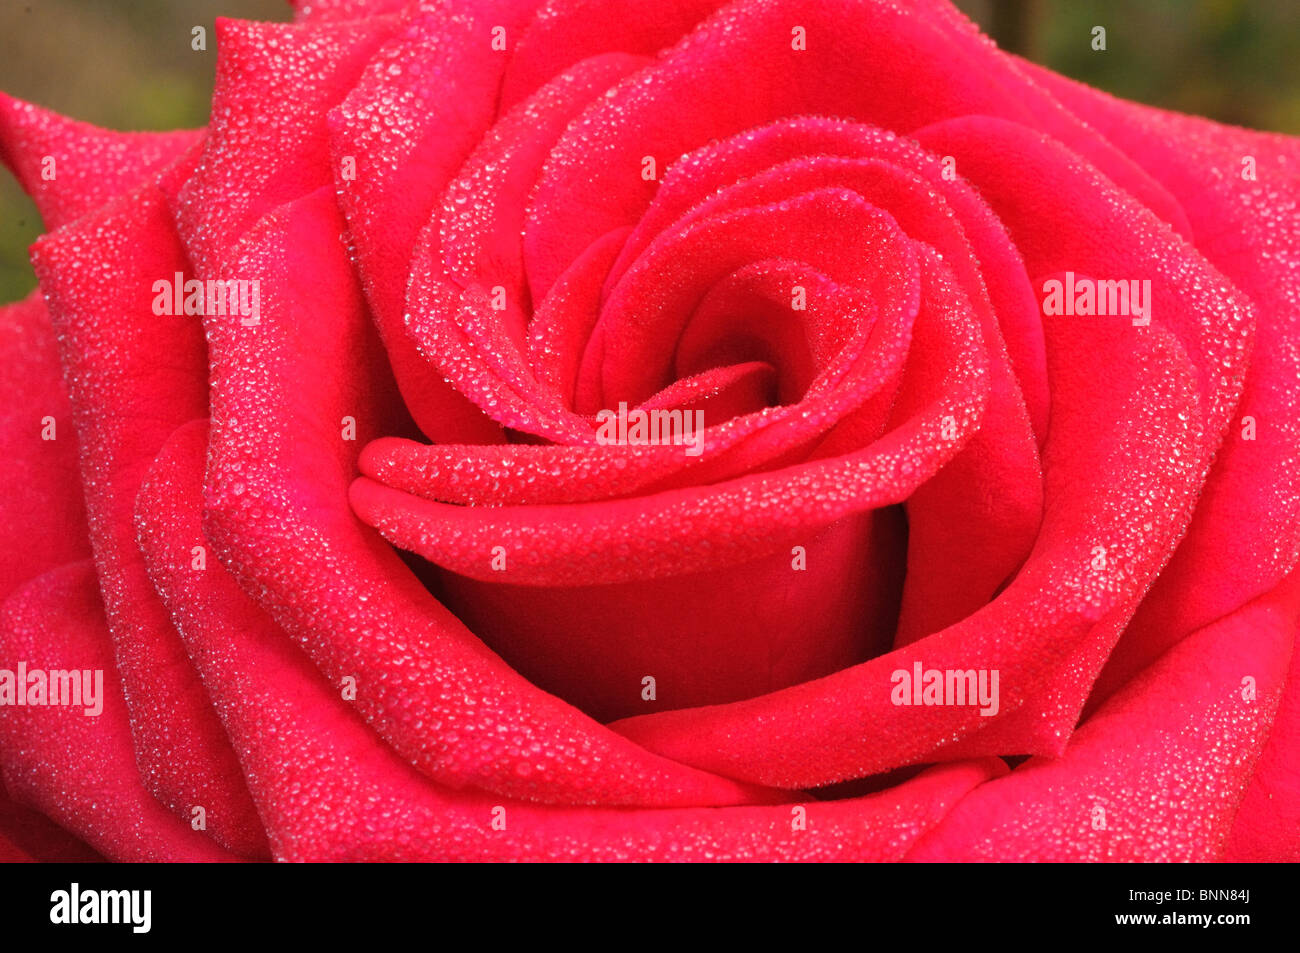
[
  {"left": 175, "top": 14, "right": 401, "bottom": 277},
  {"left": 0, "top": 780, "right": 103, "bottom": 863},
  {"left": 907, "top": 572, "right": 1299, "bottom": 861},
  {"left": 0, "top": 293, "right": 90, "bottom": 602},
  {"left": 1225, "top": 625, "right": 1300, "bottom": 861},
  {"left": 0, "top": 94, "right": 200, "bottom": 603},
  {"left": 1017, "top": 65, "right": 1300, "bottom": 706},
  {"left": 0, "top": 562, "right": 238, "bottom": 862},
  {"left": 31, "top": 154, "right": 268, "bottom": 859},
  {"left": 0, "top": 93, "right": 200, "bottom": 232}
]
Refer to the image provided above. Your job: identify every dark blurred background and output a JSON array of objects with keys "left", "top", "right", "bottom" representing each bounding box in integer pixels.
[{"left": 3, "top": 0, "right": 1299, "bottom": 302}]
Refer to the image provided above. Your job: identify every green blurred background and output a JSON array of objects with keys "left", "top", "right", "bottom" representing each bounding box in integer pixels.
[{"left": 3, "top": 0, "right": 1299, "bottom": 303}]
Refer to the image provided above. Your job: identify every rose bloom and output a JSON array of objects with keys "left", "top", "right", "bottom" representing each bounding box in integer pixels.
[{"left": 0, "top": 0, "right": 1297, "bottom": 863}]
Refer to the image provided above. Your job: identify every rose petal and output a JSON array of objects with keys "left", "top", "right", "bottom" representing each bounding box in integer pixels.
[
  {"left": 0, "top": 779, "right": 103, "bottom": 863},
  {"left": 175, "top": 14, "right": 400, "bottom": 276},
  {"left": 906, "top": 570, "right": 1299, "bottom": 861},
  {"left": 1015, "top": 65, "right": 1300, "bottom": 705},
  {"left": 0, "top": 562, "right": 239, "bottom": 862},
  {"left": 201, "top": 186, "right": 776, "bottom": 807},
  {"left": 134, "top": 424, "right": 1014, "bottom": 860},
  {"left": 0, "top": 293, "right": 91, "bottom": 602},
  {"left": 32, "top": 155, "right": 268, "bottom": 859},
  {"left": 352, "top": 250, "right": 984, "bottom": 588},
  {"left": 0, "top": 93, "right": 200, "bottom": 231},
  {"left": 609, "top": 317, "right": 1202, "bottom": 787},
  {"left": 523, "top": 0, "right": 1188, "bottom": 303},
  {"left": 329, "top": 1, "right": 541, "bottom": 443},
  {"left": 1224, "top": 574, "right": 1300, "bottom": 861},
  {"left": 135, "top": 418, "right": 993, "bottom": 861}
]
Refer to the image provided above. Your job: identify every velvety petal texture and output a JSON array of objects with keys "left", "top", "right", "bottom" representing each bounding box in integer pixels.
[{"left": 0, "top": 0, "right": 1296, "bottom": 862}]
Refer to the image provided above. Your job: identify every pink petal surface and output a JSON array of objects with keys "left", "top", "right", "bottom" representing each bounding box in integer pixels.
[
  {"left": 0, "top": 562, "right": 238, "bottom": 863},
  {"left": 0, "top": 0, "right": 1295, "bottom": 863},
  {"left": 138, "top": 417, "right": 1003, "bottom": 860}
]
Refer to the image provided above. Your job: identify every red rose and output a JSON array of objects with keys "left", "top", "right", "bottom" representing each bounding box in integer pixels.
[{"left": 1, "top": 0, "right": 1297, "bottom": 862}]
